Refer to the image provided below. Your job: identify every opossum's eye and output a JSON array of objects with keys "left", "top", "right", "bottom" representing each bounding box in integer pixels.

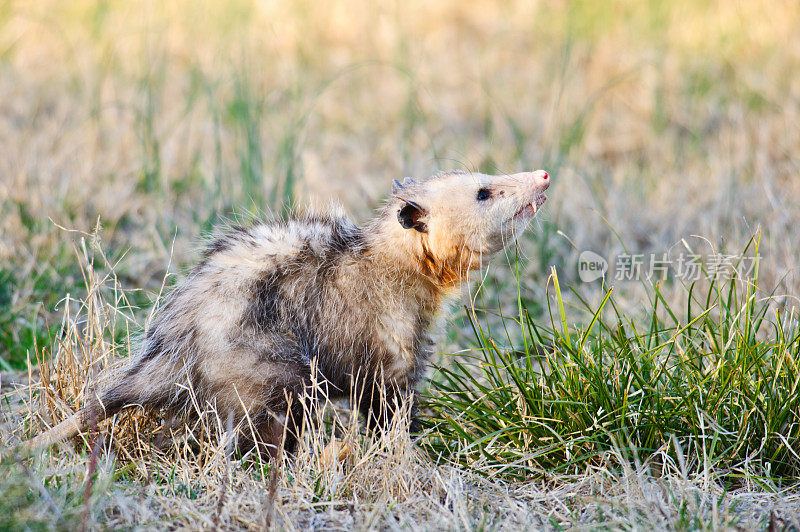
[{"left": 476, "top": 188, "right": 492, "bottom": 201}]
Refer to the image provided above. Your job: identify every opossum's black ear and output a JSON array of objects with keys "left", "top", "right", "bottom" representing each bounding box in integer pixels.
[{"left": 397, "top": 201, "right": 428, "bottom": 233}]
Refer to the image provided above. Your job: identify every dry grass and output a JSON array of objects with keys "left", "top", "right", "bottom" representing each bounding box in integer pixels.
[
  {"left": 2, "top": 248, "right": 798, "bottom": 530},
  {"left": 2, "top": 0, "right": 800, "bottom": 529}
]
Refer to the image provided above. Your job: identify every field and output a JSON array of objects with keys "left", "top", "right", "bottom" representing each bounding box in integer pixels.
[{"left": 1, "top": 0, "right": 800, "bottom": 529}]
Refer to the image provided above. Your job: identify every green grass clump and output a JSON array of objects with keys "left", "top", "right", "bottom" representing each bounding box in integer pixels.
[
  {"left": 424, "top": 238, "right": 800, "bottom": 483},
  {"left": 0, "top": 264, "right": 78, "bottom": 372}
]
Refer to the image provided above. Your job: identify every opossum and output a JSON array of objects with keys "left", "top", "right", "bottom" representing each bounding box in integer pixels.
[{"left": 24, "top": 169, "right": 551, "bottom": 455}]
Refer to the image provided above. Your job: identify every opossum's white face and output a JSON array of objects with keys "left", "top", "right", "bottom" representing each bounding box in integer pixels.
[{"left": 389, "top": 170, "right": 550, "bottom": 283}]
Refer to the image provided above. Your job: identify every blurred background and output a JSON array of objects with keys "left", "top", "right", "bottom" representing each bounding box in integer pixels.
[{"left": 1, "top": 0, "right": 798, "bottom": 367}]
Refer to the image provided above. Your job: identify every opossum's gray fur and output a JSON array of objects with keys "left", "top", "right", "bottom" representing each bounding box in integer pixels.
[{"left": 24, "top": 169, "right": 551, "bottom": 455}]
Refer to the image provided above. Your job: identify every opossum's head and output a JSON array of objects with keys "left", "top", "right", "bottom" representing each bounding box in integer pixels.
[{"left": 382, "top": 169, "right": 550, "bottom": 285}]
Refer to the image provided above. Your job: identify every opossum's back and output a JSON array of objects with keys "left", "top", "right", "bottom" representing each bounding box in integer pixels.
[
  {"left": 137, "top": 216, "right": 361, "bottom": 367},
  {"left": 120, "top": 219, "right": 340, "bottom": 410}
]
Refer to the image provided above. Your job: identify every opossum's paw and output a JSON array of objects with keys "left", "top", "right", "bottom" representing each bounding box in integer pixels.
[
  {"left": 319, "top": 439, "right": 353, "bottom": 469},
  {"left": 408, "top": 414, "right": 421, "bottom": 435}
]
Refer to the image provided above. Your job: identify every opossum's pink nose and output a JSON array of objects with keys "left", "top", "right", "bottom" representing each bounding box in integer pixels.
[{"left": 531, "top": 169, "right": 550, "bottom": 190}]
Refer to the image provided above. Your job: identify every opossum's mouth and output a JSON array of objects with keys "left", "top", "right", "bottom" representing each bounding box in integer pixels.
[{"left": 513, "top": 194, "right": 547, "bottom": 219}]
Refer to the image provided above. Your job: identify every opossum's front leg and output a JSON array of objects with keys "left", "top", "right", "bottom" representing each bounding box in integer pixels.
[{"left": 357, "top": 379, "right": 419, "bottom": 434}]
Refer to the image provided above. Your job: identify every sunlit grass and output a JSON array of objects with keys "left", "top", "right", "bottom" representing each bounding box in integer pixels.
[{"left": 425, "top": 235, "right": 800, "bottom": 484}]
